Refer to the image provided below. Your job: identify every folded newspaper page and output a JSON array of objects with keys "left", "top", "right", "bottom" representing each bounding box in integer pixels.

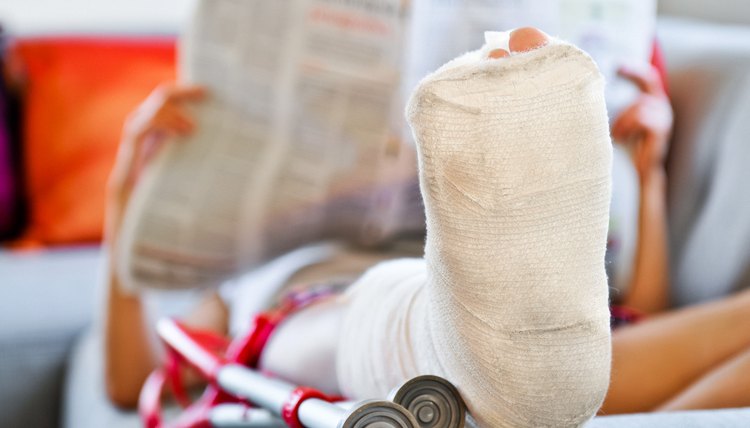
[
  {"left": 403, "top": 0, "right": 657, "bottom": 121},
  {"left": 117, "top": 0, "right": 413, "bottom": 291}
]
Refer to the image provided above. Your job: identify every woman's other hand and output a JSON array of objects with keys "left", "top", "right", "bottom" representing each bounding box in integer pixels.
[{"left": 611, "top": 65, "right": 673, "bottom": 181}]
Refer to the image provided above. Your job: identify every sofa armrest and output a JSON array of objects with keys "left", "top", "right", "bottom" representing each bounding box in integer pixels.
[
  {"left": 0, "top": 246, "right": 101, "bottom": 428},
  {"left": 658, "top": 17, "right": 750, "bottom": 306}
]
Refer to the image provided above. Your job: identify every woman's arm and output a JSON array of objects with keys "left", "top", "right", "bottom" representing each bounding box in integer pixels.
[
  {"left": 611, "top": 65, "right": 674, "bottom": 314},
  {"left": 104, "top": 270, "right": 160, "bottom": 408},
  {"left": 626, "top": 165, "right": 670, "bottom": 314},
  {"left": 103, "top": 84, "right": 229, "bottom": 408}
]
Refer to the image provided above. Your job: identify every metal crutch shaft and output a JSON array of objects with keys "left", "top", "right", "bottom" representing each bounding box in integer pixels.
[
  {"left": 210, "top": 404, "right": 285, "bottom": 427},
  {"left": 218, "top": 364, "right": 417, "bottom": 428}
]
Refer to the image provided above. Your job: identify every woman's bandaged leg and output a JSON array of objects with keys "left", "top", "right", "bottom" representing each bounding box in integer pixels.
[{"left": 337, "top": 35, "right": 613, "bottom": 427}]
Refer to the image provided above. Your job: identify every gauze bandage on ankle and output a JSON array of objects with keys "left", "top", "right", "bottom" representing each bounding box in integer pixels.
[{"left": 337, "top": 34, "right": 613, "bottom": 427}]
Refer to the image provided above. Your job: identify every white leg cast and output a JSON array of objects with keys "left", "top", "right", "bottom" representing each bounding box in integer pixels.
[{"left": 337, "top": 37, "right": 613, "bottom": 427}]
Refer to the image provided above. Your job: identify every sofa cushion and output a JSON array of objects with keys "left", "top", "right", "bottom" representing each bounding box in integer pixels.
[
  {"left": 66, "top": 327, "right": 750, "bottom": 428},
  {"left": 10, "top": 37, "right": 175, "bottom": 246},
  {"left": 588, "top": 408, "right": 750, "bottom": 427},
  {"left": 64, "top": 327, "right": 750, "bottom": 428}
]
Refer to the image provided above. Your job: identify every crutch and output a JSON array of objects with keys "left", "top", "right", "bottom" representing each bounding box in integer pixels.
[{"left": 141, "top": 316, "right": 466, "bottom": 428}]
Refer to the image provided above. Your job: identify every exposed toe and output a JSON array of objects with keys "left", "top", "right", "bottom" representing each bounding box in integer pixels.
[
  {"left": 509, "top": 27, "right": 549, "bottom": 53},
  {"left": 488, "top": 48, "right": 510, "bottom": 59}
]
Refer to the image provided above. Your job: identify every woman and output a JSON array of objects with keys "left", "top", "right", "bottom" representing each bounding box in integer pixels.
[{"left": 104, "top": 27, "right": 750, "bottom": 425}]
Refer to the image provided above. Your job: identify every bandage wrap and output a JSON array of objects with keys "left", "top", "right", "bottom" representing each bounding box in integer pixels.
[{"left": 337, "top": 36, "right": 613, "bottom": 427}]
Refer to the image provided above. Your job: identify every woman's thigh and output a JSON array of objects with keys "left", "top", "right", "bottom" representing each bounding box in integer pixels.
[{"left": 603, "top": 289, "right": 750, "bottom": 414}]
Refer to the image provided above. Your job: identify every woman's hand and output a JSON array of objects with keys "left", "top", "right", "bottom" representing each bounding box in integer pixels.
[
  {"left": 106, "top": 84, "right": 206, "bottom": 245},
  {"left": 611, "top": 65, "right": 673, "bottom": 181}
]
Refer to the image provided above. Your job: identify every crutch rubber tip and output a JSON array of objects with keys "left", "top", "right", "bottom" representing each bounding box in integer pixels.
[
  {"left": 340, "top": 400, "right": 419, "bottom": 428},
  {"left": 388, "top": 375, "right": 466, "bottom": 428}
]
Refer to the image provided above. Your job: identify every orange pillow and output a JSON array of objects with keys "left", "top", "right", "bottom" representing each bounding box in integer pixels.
[{"left": 12, "top": 37, "right": 176, "bottom": 246}]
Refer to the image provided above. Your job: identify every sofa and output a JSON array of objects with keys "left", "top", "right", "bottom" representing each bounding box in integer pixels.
[{"left": 2, "top": 6, "right": 750, "bottom": 428}]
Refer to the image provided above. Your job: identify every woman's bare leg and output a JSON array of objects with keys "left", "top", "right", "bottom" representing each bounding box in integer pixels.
[
  {"left": 657, "top": 345, "right": 750, "bottom": 411},
  {"left": 602, "top": 289, "right": 750, "bottom": 414}
]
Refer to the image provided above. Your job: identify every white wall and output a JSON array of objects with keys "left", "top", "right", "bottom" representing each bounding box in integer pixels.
[
  {"left": 659, "top": 0, "right": 750, "bottom": 26},
  {"left": 1, "top": 0, "right": 747, "bottom": 37},
  {"left": 0, "top": 0, "right": 197, "bottom": 36}
]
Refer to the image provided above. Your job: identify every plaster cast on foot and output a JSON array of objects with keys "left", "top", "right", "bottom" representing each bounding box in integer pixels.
[{"left": 337, "top": 33, "right": 613, "bottom": 427}]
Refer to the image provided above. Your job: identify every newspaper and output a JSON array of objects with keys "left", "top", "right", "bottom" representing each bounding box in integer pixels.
[
  {"left": 118, "top": 0, "right": 656, "bottom": 291},
  {"left": 117, "top": 0, "right": 413, "bottom": 291}
]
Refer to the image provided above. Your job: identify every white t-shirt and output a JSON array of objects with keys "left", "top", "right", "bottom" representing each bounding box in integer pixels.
[{"left": 218, "top": 240, "right": 424, "bottom": 336}]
